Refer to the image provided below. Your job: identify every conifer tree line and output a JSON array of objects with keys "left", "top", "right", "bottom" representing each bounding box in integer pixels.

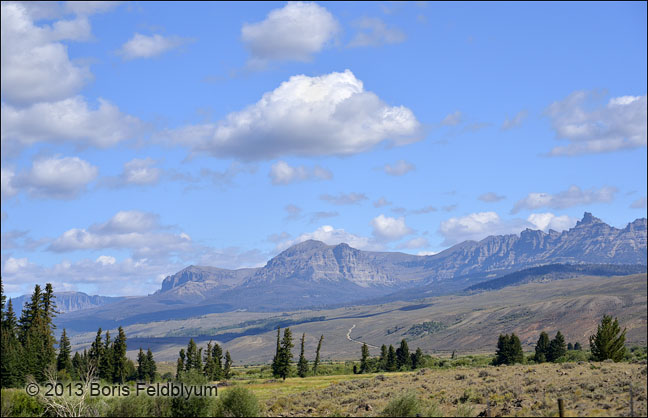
[
  {"left": 494, "top": 315, "right": 627, "bottom": 365},
  {"left": 270, "top": 328, "right": 325, "bottom": 380},
  {"left": 356, "top": 339, "right": 424, "bottom": 374},
  {"left": 175, "top": 338, "right": 233, "bottom": 381},
  {"left": 1, "top": 282, "right": 158, "bottom": 387}
]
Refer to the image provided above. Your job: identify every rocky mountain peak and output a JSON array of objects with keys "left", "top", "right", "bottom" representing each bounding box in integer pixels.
[{"left": 576, "top": 212, "right": 603, "bottom": 227}]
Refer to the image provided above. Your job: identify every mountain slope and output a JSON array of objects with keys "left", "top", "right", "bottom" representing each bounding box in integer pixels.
[{"left": 10, "top": 292, "right": 125, "bottom": 314}]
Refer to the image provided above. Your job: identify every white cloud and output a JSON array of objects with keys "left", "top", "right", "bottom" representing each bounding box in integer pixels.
[
  {"left": 241, "top": 2, "right": 339, "bottom": 65},
  {"left": 0, "top": 2, "right": 92, "bottom": 105},
  {"left": 373, "top": 197, "right": 392, "bottom": 208},
  {"left": 320, "top": 192, "right": 368, "bottom": 205},
  {"left": 269, "top": 160, "right": 332, "bottom": 185},
  {"left": 501, "top": 110, "right": 528, "bottom": 130},
  {"left": 383, "top": 159, "right": 415, "bottom": 176},
  {"left": 1, "top": 167, "right": 17, "bottom": 198},
  {"left": 118, "top": 33, "right": 190, "bottom": 60},
  {"left": 121, "top": 158, "right": 161, "bottom": 185},
  {"left": 546, "top": 91, "right": 647, "bottom": 156},
  {"left": 163, "top": 70, "right": 421, "bottom": 160},
  {"left": 348, "top": 17, "right": 406, "bottom": 48},
  {"left": 512, "top": 185, "right": 617, "bottom": 214},
  {"left": 277, "top": 225, "right": 379, "bottom": 251},
  {"left": 96, "top": 255, "right": 116, "bottom": 265},
  {"left": 526, "top": 213, "right": 577, "bottom": 232},
  {"left": 439, "top": 211, "right": 581, "bottom": 246},
  {"left": 371, "top": 214, "right": 413, "bottom": 241},
  {"left": 630, "top": 196, "right": 647, "bottom": 209},
  {"left": 3, "top": 257, "right": 30, "bottom": 274},
  {"left": 13, "top": 156, "right": 98, "bottom": 199},
  {"left": 478, "top": 192, "right": 506, "bottom": 202},
  {"left": 1, "top": 96, "right": 143, "bottom": 156},
  {"left": 441, "top": 111, "right": 462, "bottom": 126}
]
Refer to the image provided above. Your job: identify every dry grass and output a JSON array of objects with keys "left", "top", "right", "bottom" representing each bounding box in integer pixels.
[{"left": 240, "top": 362, "right": 648, "bottom": 417}]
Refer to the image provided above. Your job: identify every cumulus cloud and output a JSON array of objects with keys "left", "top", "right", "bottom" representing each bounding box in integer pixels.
[
  {"left": 277, "top": 225, "right": 379, "bottom": 251},
  {"left": 348, "top": 17, "right": 406, "bottom": 48},
  {"left": 373, "top": 197, "right": 392, "bottom": 208},
  {"left": 526, "top": 213, "right": 577, "bottom": 232},
  {"left": 1, "top": 167, "right": 18, "bottom": 198},
  {"left": 269, "top": 161, "right": 332, "bottom": 185},
  {"left": 65, "top": 1, "right": 122, "bottom": 16},
  {"left": 501, "top": 110, "right": 528, "bottom": 130},
  {"left": 441, "top": 111, "right": 462, "bottom": 126},
  {"left": 118, "top": 33, "right": 191, "bottom": 60},
  {"left": 241, "top": 2, "right": 339, "bottom": 65},
  {"left": 320, "top": 192, "right": 368, "bottom": 205},
  {"left": 48, "top": 210, "right": 192, "bottom": 259},
  {"left": 397, "top": 237, "right": 430, "bottom": 249},
  {"left": 371, "top": 214, "right": 413, "bottom": 241},
  {"left": 12, "top": 156, "right": 98, "bottom": 199},
  {"left": 163, "top": 70, "right": 421, "bottom": 160},
  {"left": 439, "top": 211, "right": 579, "bottom": 246},
  {"left": 478, "top": 192, "right": 506, "bottom": 202},
  {"left": 630, "top": 196, "right": 647, "bottom": 209},
  {"left": 1, "top": 96, "right": 143, "bottom": 156},
  {"left": 121, "top": 158, "right": 161, "bottom": 185},
  {"left": 383, "top": 159, "right": 415, "bottom": 176},
  {"left": 546, "top": 91, "right": 647, "bottom": 156},
  {"left": 0, "top": 2, "right": 93, "bottom": 105},
  {"left": 511, "top": 185, "right": 617, "bottom": 214}
]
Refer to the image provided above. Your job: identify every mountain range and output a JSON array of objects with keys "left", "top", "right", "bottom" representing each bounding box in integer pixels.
[{"left": 56, "top": 213, "right": 647, "bottom": 332}]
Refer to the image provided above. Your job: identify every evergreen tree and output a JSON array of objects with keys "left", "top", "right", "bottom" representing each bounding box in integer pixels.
[
  {"left": 359, "top": 343, "right": 370, "bottom": 374},
  {"left": 534, "top": 331, "right": 550, "bottom": 363},
  {"left": 494, "top": 333, "right": 523, "bottom": 365},
  {"left": 212, "top": 343, "right": 224, "bottom": 380},
  {"left": 411, "top": 347, "right": 424, "bottom": 369},
  {"left": 204, "top": 342, "right": 215, "bottom": 380},
  {"left": 89, "top": 328, "right": 104, "bottom": 369},
  {"left": 271, "top": 327, "right": 281, "bottom": 378},
  {"left": 589, "top": 315, "right": 627, "bottom": 362},
  {"left": 56, "top": 328, "right": 72, "bottom": 372},
  {"left": 574, "top": 342, "right": 582, "bottom": 351},
  {"left": 1, "top": 298, "right": 24, "bottom": 387},
  {"left": 146, "top": 349, "right": 156, "bottom": 382},
  {"left": 99, "top": 330, "right": 114, "bottom": 381},
  {"left": 71, "top": 352, "right": 82, "bottom": 380},
  {"left": 379, "top": 344, "right": 388, "bottom": 371},
  {"left": 297, "top": 333, "right": 309, "bottom": 377},
  {"left": 176, "top": 349, "right": 186, "bottom": 379},
  {"left": 18, "top": 284, "right": 42, "bottom": 344},
  {"left": 396, "top": 339, "right": 411, "bottom": 370},
  {"left": 223, "top": 351, "right": 232, "bottom": 379},
  {"left": 386, "top": 345, "right": 397, "bottom": 372},
  {"left": 186, "top": 339, "right": 199, "bottom": 371},
  {"left": 547, "top": 331, "right": 566, "bottom": 362},
  {"left": 567, "top": 342, "right": 574, "bottom": 351},
  {"left": 276, "top": 328, "right": 294, "bottom": 380},
  {"left": 312, "top": 335, "right": 323, "bottom": 375},
  {"left": 112, "top": 326, "right": 128, "bottom": 383},
  {"left": 137, "top": 348, "right": 146, "bottom": 380}
]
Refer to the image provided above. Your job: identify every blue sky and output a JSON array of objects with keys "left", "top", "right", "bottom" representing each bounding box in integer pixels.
[{"left": 1, "top": 1, "right": 646, "bottom": 297}]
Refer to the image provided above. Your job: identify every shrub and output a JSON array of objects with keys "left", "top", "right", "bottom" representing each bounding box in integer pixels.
[
  {"left": 170, "top": 396, "right": 213, "bottom": 418},
  {"left": 212, "top": 386, "right": 261, "bottom": 417},
  {"left": 1, "top": 390, "right": 45, "bottom": 417},
  {"left": 106, "top": 395, "right": 172, "bottom": 417},
  {"left": 381, "top": 392, "right": 422, "bottom": 417}
]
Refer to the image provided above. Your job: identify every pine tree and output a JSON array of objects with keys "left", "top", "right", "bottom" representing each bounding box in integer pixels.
[
  {"left": 271, "top": 327, "right": 281, "bottom": 378},
  {"left": 19, "top": 284, "right": 42, "bottom": 344},
  {"left": 1, "top": 298, "right": 24, "bottom": 387},
  {"left": 411, "top": 347, "right": 423, "bottom": 369},
  {"left": 89, "top": 328, "right": 104, "bottom": 369},
  {"left": 379, "top": 344, "right": 388, "bottom": 371},
  {"left": 204, "top": 342, "right": 215, "bottom": 380},
  {"left": 360, "top": 343, "right": 370, "bottom": 374},
  {"left": 176, "top": 349, "right": 186, "bottom": 379},
  {"left": 312, "top": 335, "right": 323, "bottom": 375},
  {"left": 277, "top": 328, "right": 294, "bottom": 380},
  {"left": 494, "top": 333, "right": 523, "bottom": 365},
  {"left": 534, "top": 331, "right": 550, "bottom": 363},
  {"left": 146, "top": 349, "right": 156, "bottom": 382},
  {"left": 137, "top": 348, "right": 146, "bottom": 380},
  {"left": 386, "top": 345, "right": 397, "bottom": 372},
  {"left": 223, "top": 351, "right": 232, "bottom": 379},
  {"left": 396, "top": 339, "right": 411, "bottom": 370},
  {"left": 297, "top": 333, "right": 309, "bottom": 378},
  {"left": 567, "top": 342, "right": 574, "bottom": 351},
  {"left": 57, "top": 329, "right": 72, "bottom": 372},
  {"left": 574, "top": 342, "right": 582, "bottom": 351},
  {"left": 590, "top": 315, "right": 627, "bottom": 362},
  {"left": 547, "top": 331, "right": 566, "bottom": 362},
  {"left": 99, "top": 330, "right": 114, "bottom": 381},
  {"left": 212, "top": 343, "right": 223, "bottom": 380},
  {"left": 112, "top": 327, "right": 128, "bottom": 383}
]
